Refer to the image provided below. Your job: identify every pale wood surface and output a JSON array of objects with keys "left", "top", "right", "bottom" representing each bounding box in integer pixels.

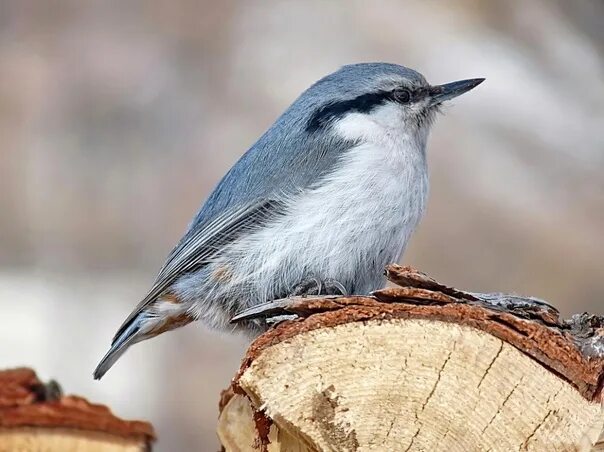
[
  {"left": 231, "top": 319, "right": 604, "bottom": 451},
  {"left": 218, "top": 265, "right": 604, "bottom": 452},
  {"left": 218, "top": 394, "right": 313, "bottom": 452},
  {"left": 0, "top": 428, "right": 146, "bottom": 452}
]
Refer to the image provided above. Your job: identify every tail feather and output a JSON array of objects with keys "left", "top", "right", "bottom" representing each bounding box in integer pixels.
[
  {"left": 93, "top": 319, "right": 143, "bottom": 380},
  {"left": 94, "top": 298, "right": 195, "bottom": 380}
]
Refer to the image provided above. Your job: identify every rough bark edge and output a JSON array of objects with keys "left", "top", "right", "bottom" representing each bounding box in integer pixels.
[
  {"left": 220, "top": 386, "right": 273, "bottom": 451},
  {"left": 0, "top": 368, "right": 155, "bottom": 443},
  {"left": 232, "top": 265, "right": 604, "bottom": 403}
]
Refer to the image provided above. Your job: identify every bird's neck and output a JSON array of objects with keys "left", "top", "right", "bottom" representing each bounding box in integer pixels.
[{"left": 333, "top": 109, "right": 429, "bottom": 172}]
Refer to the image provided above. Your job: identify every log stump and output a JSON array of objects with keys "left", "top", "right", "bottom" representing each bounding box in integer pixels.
[
  {"left": 0, "top": 368, "right": 155, "bottom": 451},
  {"left": 218, "top": 265, "right": 604, "bottom": 452}
]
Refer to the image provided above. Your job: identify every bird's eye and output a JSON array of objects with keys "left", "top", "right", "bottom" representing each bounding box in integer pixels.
[{"left": 393, "top": 88, "right": 411, "bottom": 103}]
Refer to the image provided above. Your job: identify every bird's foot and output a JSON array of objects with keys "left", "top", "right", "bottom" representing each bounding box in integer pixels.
[
  {"left": 290, "top": 277, "right": 348, "bottom": 297},
  {"left": 231, "top": 277, "right": 349, "bottom": 324}
]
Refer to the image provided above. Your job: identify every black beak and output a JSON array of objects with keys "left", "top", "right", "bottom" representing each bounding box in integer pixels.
[{"left": 428, "top": 78, "right": 485, "bottom": 106}]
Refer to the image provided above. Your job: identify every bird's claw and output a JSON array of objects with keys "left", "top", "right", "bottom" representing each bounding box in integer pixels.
[
  {"left": 290, "top": 276, "right": 348, "bottom": 297},
  {"left": 323, "top": 278, "right": 348, "bottom": 296},
  {"left": 231, "top": 277, "right": 349, "bottom": 324}
]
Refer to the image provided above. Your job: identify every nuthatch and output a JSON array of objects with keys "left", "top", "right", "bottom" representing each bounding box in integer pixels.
[{"left": 94, "top": 63, "right": 483, "bottom": 379}]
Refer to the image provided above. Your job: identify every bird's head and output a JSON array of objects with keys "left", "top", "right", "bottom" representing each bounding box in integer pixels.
[{"left": 300, "top": 62, "right": 484, "bottom": 144}]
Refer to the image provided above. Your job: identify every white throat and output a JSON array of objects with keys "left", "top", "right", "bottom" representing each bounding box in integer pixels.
[
  {"left": 334, "top": 102, "right": 430, "bottom": 160},
  {"left": 231, "top": 103, "right": 430, "bottom": 296}
]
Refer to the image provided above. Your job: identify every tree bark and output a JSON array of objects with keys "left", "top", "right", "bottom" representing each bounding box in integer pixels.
[
  {"left": 218, "top": 265, "right": 604, "bottom": 452},
  {"left": 0, "top": 368, "right": 155, "bottom": 451}
]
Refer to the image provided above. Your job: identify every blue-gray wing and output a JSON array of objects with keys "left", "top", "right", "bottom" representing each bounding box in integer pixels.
[
  {"left": 188, "top": 95, "right": 353, "bottom": 229},
  {"left": 112, "top": 198, "right": 284, "bottom": 343},
  {"left": 114, "top": 95, "right": 352, "bottom": 342}
]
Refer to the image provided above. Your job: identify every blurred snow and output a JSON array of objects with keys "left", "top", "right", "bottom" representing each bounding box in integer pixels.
[{"left": 0, "top": 271, "right": 247, "bottom": 450}]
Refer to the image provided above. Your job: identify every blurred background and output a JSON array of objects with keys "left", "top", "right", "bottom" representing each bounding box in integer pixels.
[{"left": 0, "top": 0, "right": 602, "bottom": 450}]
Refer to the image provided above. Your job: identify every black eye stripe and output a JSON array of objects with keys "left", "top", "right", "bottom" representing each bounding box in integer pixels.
[{"left": 306, "top": 88, "right": 419, "bottom": 132}]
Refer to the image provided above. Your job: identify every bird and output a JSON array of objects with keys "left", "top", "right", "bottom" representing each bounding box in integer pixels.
[{"left": 93, "top": 62, "right": 484, "bottom": 379}]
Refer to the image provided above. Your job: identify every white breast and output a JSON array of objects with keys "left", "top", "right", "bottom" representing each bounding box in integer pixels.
[{"left": 227, "top": 103, "right": 430, "bottom": 301}]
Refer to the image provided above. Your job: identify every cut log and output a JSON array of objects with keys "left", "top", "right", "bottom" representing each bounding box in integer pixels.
[
  {"left": 0, "top": 368, "right": 155, "bottom": 451},
  {"left": 218, "top": 265, "right": 604, "bottom": 452}
]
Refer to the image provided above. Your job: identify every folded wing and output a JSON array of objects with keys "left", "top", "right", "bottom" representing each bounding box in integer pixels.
[{"left": 111, "top": 198, "right": 285, "bottom": 344}]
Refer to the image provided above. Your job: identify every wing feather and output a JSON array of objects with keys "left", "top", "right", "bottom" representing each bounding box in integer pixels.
[{"left": 112, "top": 198, "right": 284, "bottom": 343}]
